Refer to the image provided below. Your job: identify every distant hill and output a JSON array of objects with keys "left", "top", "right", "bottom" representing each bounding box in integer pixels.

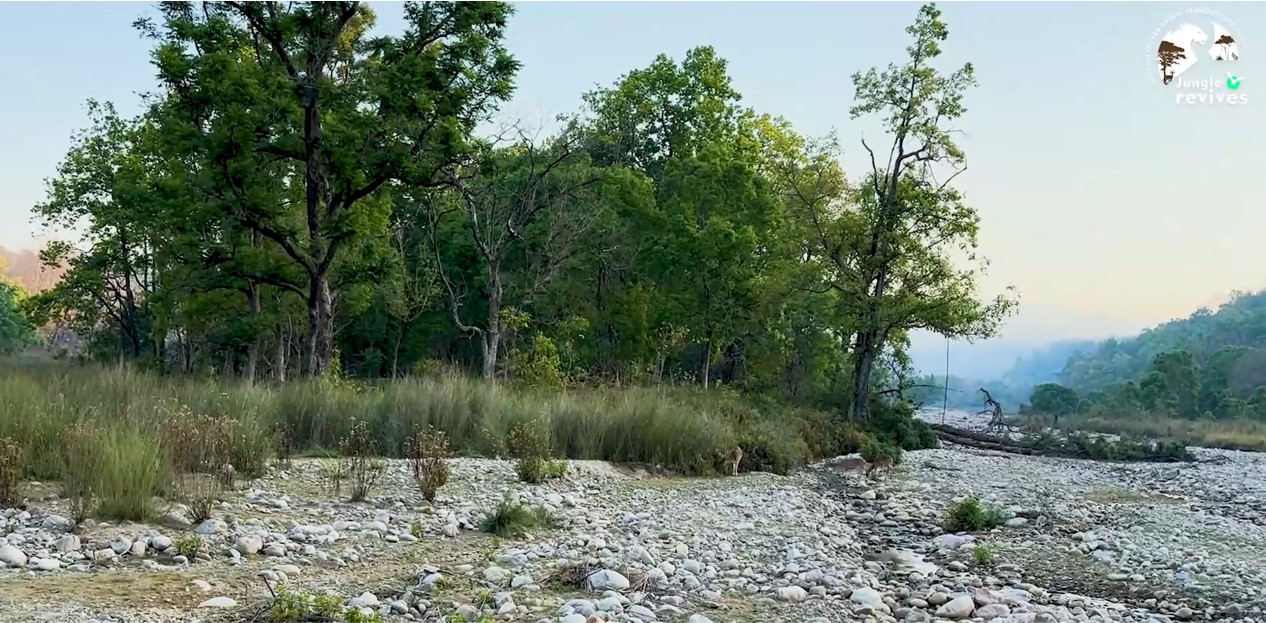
[
  {"left": 999, "top": 339, "right": 1097, "bottom": 387},
  {"left": 1051, "top": 290, "right": 1266, "bottom": 420}
]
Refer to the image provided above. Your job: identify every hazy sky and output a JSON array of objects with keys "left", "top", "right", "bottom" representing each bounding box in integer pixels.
[{"left": 1, "top": 2, "right": 1262, "bottom": 343}]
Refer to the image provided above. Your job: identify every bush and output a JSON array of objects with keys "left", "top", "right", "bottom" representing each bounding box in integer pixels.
[
  {"left": 859, "top": 437, "right": 902, "bottom": 465},
  {"left": 407, "top": 427, "right": 450, "bottom": 502},
  {"left": 870, "top": 400, "right": 939, "bottom": 451},
  {"left": 338, "top": 419, "right": 385, "bottom": 502},
  {"left": 479, "top": 499, "right": 555, "bottom": 538},
  {"left": 943, "top": 497, "right": 1007, "bottom": 533},
  {"left": 508, "top": 418, "right": 562, "bottom": 484},
  {"left": 176, "top": 534, "right": 202, "bottom": 558}
]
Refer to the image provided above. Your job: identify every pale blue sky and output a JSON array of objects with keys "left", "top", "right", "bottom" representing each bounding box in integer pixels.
[{"left": 2, "top": 2, "right": 1263, "bottom": 345}]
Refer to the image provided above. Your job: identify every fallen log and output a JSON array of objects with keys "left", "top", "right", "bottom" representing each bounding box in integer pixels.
[{"left": 928, "top": 423, "right": 1192, "bottom": 463}]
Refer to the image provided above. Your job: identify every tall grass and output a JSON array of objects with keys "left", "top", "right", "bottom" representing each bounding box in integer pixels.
[
  {"left": 0, "top": 362, "right": 839, "bottom": 491},
  {"left": 1069, "top": 414, "right": 1266, "bottom": 452}
]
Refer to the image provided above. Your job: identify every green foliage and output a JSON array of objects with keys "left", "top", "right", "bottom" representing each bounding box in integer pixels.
[
  {"left": 869, "top": 401, "right": 939, "bottom": 451},
  {"left": 175, "top": 534, "right": 202, "bottom": 558},
  {"left": 479, "top": 499, "right": 555, "bottom": 538},
  {"left": 943, "top": 497, "right": 1006, "bottom": 533},
  {"left": 971, "top": 543, "right": 993, "bottom": 566},
  {"left": 0, "top": 280, "right": 35, "bottom": 355},
  {"left": 859, "top": 438, "right": 902, "bottom": 466},
  {"left": 1028, "top": 383, "right": 1080, "bottom": 417}
]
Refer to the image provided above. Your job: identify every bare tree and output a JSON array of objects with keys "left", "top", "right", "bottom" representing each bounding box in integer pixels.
[{"left": 430, "top": 124, "right": 602, "bottom": 380}]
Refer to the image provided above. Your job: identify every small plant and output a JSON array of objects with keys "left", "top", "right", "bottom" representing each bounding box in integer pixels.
[
  {"left": 312, "top": 593, "right": 343, "bottom": 618},
  {"left": 971, "top": 543, "right": 993, "bottom": 566},
  {"left": 411, "top": 519, "right": 423, "bottom": 539},
  {"left": 474, "top": 589, "right": 495, "bottom": 609},
  {"left": 266, "top": 590, "right": 310, "bottom": 622},
  {"left": 407, "top": 427, "right": 450, "bottom": 503},
  {"left": 338, "top": 420, "right": 385, "bottom": 502},
  {"left": 507, "top": 418, "right": 569, "bottom": 484},
  {"left": 345, "top": 609, "right": 384, "bottom": 623},
  {"left": 188, "top": 490, "right": 218, "bottom": 524},
  {"left": 176, "top": 534, "right": 202, "bottom": 558},
  {"left": 479, "top": 499, "right": 555, "bottom": 538},
  {"left": 0, "top": 437, "right": 23, "bottom": 507},
  {"left": 944, "top": 497, "right": 1007, "bottom": 533}
]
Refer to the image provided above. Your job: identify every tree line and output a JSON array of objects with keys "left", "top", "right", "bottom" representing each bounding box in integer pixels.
[
  {"left": 1028, "top": 290, "right": 1266, "bottom": 421},
  {"left": 22, "top": 1, "right": 1011, "bottom": 420}
]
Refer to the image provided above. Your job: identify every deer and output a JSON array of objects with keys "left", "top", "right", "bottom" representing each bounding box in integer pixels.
[
  {"left": 866, "top": 455, "right": 894, "bottom": 480},
  {"left": 725, "top": 447, "right": 743, "bottom": 476}
]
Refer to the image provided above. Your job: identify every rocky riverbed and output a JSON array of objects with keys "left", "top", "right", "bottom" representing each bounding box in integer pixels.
[{"left": 3, "top": 427, "right": 1266, "bottom": 623}]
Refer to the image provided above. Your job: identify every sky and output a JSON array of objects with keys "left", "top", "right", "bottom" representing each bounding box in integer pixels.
[{"left": 2, "top": 1, "right": 1263, "bottom": 352}]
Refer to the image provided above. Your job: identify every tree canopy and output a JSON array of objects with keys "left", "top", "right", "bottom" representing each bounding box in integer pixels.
[{"left": 26, "top": 2, "right": 1008, "bottom": 418}]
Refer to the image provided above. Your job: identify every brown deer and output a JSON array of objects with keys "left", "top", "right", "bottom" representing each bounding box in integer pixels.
[
  {"left": 865, "top": 455, "right": 894, "bottom": 480},
  {"left": 726, "top": 447, "right": 743, "bottom": 476},
  {"left": 830, "top": 456, "right": 869, "bottom": 474}
]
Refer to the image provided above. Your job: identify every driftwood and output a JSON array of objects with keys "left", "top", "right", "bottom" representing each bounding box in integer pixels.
[{"left": 928, "top": 423, "right": 1191, "bottom": 463}]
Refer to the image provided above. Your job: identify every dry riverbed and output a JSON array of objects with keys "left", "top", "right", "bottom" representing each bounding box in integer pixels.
[{"left": 3, "top": 429, "right": 1266, "bottom": 623}]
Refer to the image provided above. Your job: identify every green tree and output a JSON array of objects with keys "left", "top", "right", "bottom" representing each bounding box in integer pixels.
[
  {"left": 1028, "top": 383, "right": 1080, "bottom": 424},
  {"left": 142, "top": 1, "right": 519, "bottom": 375},
  {"left": 832, "top": 4, "right": 1014, "bottom": 418},
  {"left": 0, "top": 274, "right": 36, "bottom": 355}
]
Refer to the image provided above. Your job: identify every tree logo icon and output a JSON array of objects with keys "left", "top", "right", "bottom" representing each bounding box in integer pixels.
[{"left": 1145, "top": 8, "right": 1247, "bottom": 105}]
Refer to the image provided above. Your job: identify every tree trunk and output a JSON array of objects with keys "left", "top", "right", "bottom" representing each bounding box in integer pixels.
[
  {"left": 305, "top": 274, "right": 334, "bottom": 376},
  {"left": 275, "top": 324, "right": 288, "bottom": 383},
  {"left": 701, "top": 334, "right": 714, "bottom": 389},
  {"left": 850, "top": 335, "right": 878, "bottom": 420},
  {"left": 477, "top": 262, "right": 504, "bottom": 381},
  {"left": 244, "top": 282, "right": 261, "bottom": 386}
]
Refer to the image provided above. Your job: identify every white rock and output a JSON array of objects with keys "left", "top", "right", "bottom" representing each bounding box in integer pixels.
[
  {"left": 3, "top": 544, "right": 38, "bottom": 568},
  {"left": 53, "top": 535, "right": 80, "bottom": 554},
  {"left": 33, "top": 558, "right": 60, "bottom": 571},
  {"left": 195, "top": 519, "right": 227, "bottom": 535},
  {"left": 348, "top": 592, "right": 379, "bottom": 608},
  {"left": 628, "top": 604, "right": 657, "bottom": 621},
  {"left": 688, "top": 616, "right": 717, "bottom": 623},
  {"left": 776, "top": 586, "right": 809, "bottom": 603},
  {"left": 198, "top": 597, "right": 237, "bottom": 608},
  {"left": 587, "top": 569, "right": 630, "bottom": 591},
  {"left": 935, "top": 595, "right": 975, "bottom": 619},
  {"left": 234, "top": 536, "right": 263, "bottom": 555},
  {"left": 851, "top": 587, "right": 885, "bottom": 609},
  {"left": 976, "top": 604, "right": 1012, "bottom": 620}
]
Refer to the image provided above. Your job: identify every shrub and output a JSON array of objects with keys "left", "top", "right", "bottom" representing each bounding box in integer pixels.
[
  {"left": 0, "top": 437, "right": 23, "bottom": 507},
  {"left": 860, "top": 437, "right": 902, "bottom": 465},
  {"left": 508, "top": 418, "right": 559, "bottom": 484},
  {"left": 176, "top": 534, "right": 202, "bottom": 558},
  {"left": 407, "top": 427, "right": 450, "bottom": 502},
  {"left": 338, "top": 420, "right": 385, "bottom": 502},
  {"left": 870, "top": 400, "right": 939, "bottom": 451},
  {"left": 971, "top": 543, "right": 993, "bottom": 565},
  {"left": 479, "top": 499, "right": 555, "bottom": 538},
  {"left": 837, "top": 425, "right": 875, "bottom": 456},
  {"left": 944, "top": 497, "right": 1007, "bottom": 533}
]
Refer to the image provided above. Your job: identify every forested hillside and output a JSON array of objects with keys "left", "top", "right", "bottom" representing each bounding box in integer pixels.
[
  {"left": 14, "top": 2, "right": 1012, "bottom": 422},
  {"left": 1031, "top": 290, "right": 1266, "bottom": 420}
]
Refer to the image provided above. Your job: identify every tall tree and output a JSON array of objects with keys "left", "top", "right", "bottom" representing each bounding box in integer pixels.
[
  {"left": 841, "top": 3, "right": 1014, "bottom": 419},
  {"left": 142, "top": 1, "right": 519, "bottom": 375}
]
